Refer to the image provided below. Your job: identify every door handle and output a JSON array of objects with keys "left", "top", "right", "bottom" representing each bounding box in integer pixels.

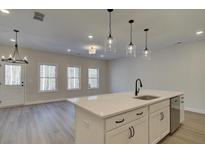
[
  {"left": 160, "top": 112, "right": 164, "bottom": 121},
  {"left": 131, "top": 126, "right": 135, "bottom": 137},
  {"left": 128, "top": 127, "right": 133, "bottom": 139}
]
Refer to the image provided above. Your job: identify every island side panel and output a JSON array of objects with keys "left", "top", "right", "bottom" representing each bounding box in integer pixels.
[{"left": 75, "top": 107, "right": 105, "bottom": 143}]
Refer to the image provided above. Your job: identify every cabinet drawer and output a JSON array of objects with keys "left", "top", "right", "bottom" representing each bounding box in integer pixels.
[
  {"left": 149, "top": 99, "right": 170, "bottom": 113},
  {"left": 105, "top": 107, "right": 148, "bottom": 131}
]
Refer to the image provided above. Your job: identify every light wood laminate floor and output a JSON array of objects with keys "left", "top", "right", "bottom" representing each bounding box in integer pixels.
[{"left": 0, "top": 101, "right": 205, "bottom": 144}]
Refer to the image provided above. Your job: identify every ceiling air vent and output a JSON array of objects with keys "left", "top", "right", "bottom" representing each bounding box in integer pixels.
[{"left": 33, "top": 11, "right": 45, "bottom": 22}]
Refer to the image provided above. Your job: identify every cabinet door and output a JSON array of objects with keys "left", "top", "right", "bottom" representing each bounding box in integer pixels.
[
  {"left": 105, "top": 116, "right": 148, "bottom": 144},
  {"left": 160, "top": 107, "right": 170, "bottom": 138},
  {"left": 130, "top": 116, "right": 148, "bottom": 144},
  {"left": 105, "top": 123, "right": 132, "bottom": 144},
  {"left": 149, "top": 111, "right": 161, "bottom": 144}
]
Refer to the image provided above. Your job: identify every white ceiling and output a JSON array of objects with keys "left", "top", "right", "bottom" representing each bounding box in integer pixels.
[{"left": 0, "top": 9, "right": 205, "bottom": 60}]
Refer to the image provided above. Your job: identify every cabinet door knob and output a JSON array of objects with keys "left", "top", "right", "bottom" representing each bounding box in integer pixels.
[
  {"left": 115, "top": 118, "right": 125, "bottom": 124},
  {"left": 128, "top": 127, "right": 133, "bottom": 139}
]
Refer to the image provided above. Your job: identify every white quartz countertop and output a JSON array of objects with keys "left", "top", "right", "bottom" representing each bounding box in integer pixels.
[{"left": 67, "top": 89, "right": 184, "bottom": 118}]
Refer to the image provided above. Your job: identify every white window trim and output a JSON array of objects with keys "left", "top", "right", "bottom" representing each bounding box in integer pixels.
[
  {"left": 67, "top": 65, "right": 81, "bottom": 91},
  {"left": 38, "top": 63, "right": 58, "bottom": 93},
  {"left": 3, "top": 63, "right": 22, "bottom": 86},
  {"left": 88, "top": 67, "right": 99, "bottom": 89}
]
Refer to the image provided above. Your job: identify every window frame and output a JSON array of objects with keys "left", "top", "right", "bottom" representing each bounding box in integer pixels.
[
  {"left": 88, "top": 67, "right": 99, "bottom": 89},
  {"left": 4, "top": 64, "right": 22, "bottom": 86},
  {"left": 67, "top": 65, "right": 81, "bottom": 91},
  {"left": 38, "top": 63, "right": 58, "bottom": 93}
]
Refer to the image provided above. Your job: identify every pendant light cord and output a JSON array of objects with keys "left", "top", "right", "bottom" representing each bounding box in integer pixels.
[
  {"left": 130, "top": 23, "right": 132, "bottom": 43},
  {"left": 145, "top": 31, "right": 147, "bottom": 49},
  {"left": 14, "top": 30, "right": 21, "bottom": 59},
  {"left": 109, "top": 11, "right": 112, "bottom": 36}
]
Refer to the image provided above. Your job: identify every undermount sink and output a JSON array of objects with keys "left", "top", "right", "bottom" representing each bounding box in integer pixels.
[{"left": 134, "top": 95, "right": 159, "bottom": 100}]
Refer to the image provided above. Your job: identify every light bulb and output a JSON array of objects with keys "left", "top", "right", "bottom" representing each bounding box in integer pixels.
[
  {"left": 126, "top": 43, "right": 136, "bottom": 58},
  {"left": 105, "top": 35, "right": 116, "bottom": 53},
  {"left": 9, "top": 54, "right": 12, "bottom": 58},
  {"left": 1, "top": 55, "right": 5, "bottom": 59},
  {"left": 142, "top": 48, "right": 151, "bottom": 60},
  {"left": 128, "top": 45, "right": 133, "bottom": 51},
  {"left": 108, "top": 37, "right": 113, "bottom": 44},
  {"left": 23, "top": 56, "right": 28, "bottom": 61}
]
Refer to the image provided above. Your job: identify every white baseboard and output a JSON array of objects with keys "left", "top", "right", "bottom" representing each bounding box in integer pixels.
[{"left": 185, "top": 107, "right": 205, "bottom": 114}]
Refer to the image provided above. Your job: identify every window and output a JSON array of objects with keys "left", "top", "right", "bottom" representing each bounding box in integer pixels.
[
  {"left": 39, "top": 64, "right": 57, "bottom": 92},
  {"left": 88, "top": 68, "right": 99, "bottom": 89},
  {"left": 5, "top": 64, "right": 21, "bottom": 85},
  {"left": 67, "top": 66, "right": 81, "bottom": 90}
]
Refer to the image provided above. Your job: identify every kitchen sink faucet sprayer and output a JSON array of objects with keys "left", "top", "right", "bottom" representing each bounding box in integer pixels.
[{"left": 135, "top": 79, "right": 143, "bottom": 96}]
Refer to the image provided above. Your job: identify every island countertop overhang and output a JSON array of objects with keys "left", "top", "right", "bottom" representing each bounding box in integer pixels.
[{"left": 67, "top": 89, "right": 184, "bottom": 118}]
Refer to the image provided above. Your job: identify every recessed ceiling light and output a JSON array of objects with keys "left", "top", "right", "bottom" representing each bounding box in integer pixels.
[
  {"left": 10, "top": 38, "right": 15, "bottom": 42},
  {"left": 196, "top": 30, "right": 203, "bottom": 35},
  {"left": 0, "top": 9, "right": 10, "bottom": 14},
  {"left": 100, "top": 54, "right": 104, "bottom": 58},
  {"left": 88, "top": 35, "right": 93, "bottom": 39},
  {"left": 67, "top": 49, "right": 71, "bottom": 52}
]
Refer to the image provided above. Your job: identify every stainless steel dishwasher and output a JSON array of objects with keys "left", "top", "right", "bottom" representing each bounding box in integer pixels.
[{"left": 170, "top": 96, "right": 180, "bottom": 134}]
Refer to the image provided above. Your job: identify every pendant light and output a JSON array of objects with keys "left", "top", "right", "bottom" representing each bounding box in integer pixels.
[
  {"left": 126, "top": 20, "right": 136, "bottom": 57},
  {"left": 143, "top": 28, "right": 151, "bottom": 58},
  {"left": 1, "top": 29, "right": 28, "bottom": 64},
  {"left": 88, "top": 46, "right": 96, "bottom": 55},
  {"left": 105, "top": 9, "right": 116, "bottom": 53}
]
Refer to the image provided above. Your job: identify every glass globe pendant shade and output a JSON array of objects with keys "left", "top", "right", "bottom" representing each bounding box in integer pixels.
[
  {"left": 142, "top": 47, "right": 151, "bottom": 60},
  {"left": 126, "top": 43, "right": 136, "bottom": 58},
  {"left": 142, "top": 28, "right": 151, "bottom": 60},
  {"left": 105, "top": 34, "right": 116, "bottom": 53}
]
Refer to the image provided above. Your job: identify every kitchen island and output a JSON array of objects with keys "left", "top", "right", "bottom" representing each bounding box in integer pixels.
[{"left": 68, "top": 89, "right": 184, "bottom": 144}]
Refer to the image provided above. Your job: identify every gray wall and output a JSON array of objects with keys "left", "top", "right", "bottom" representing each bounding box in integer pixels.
[
  {"left": 108, "top": 39, "right": 205, "bottom": 113},
  {"left": 0, "top": 45, "right": 109, "bottom": 105}
]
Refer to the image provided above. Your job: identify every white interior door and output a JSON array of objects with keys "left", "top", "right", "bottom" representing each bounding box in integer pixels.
[{"left": 0, "top": 62, "right": 25, "bottom": 107}]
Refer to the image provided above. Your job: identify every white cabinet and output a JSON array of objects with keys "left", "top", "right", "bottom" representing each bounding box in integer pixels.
[
  {"left": 149, "top": 101, "right": 170, "bottom": 144},
  {"left": 180, "top": 95, "right": 184, "bottom": 123},
  {"left": 105, "top": 116, "right": 148, "bottom": 144},
  {"left": 160, "top": 107, "right": 170, "bottom": 138},
  {"left": 75, "top": 98, "right": 174, "bottom": 144}
]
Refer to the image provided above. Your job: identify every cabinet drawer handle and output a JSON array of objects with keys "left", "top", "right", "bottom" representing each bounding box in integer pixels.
[
  {"left": 160, "top": 112, "right": 164, "bottom": 121},
  {"left": 181, "top": 101, "right": 184, "bottom": 104},
  {"left": 131, "top": 126, "right": 135, "bottom": 137},
  {"left": 136, "top": 112, "right": 143, "bottom": 115},
  {"left": 115, "top": 118, "right": 125, "bottom": 123},
  {"left": 128, "top": 127, "right": 132, "bottom": 139}
]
